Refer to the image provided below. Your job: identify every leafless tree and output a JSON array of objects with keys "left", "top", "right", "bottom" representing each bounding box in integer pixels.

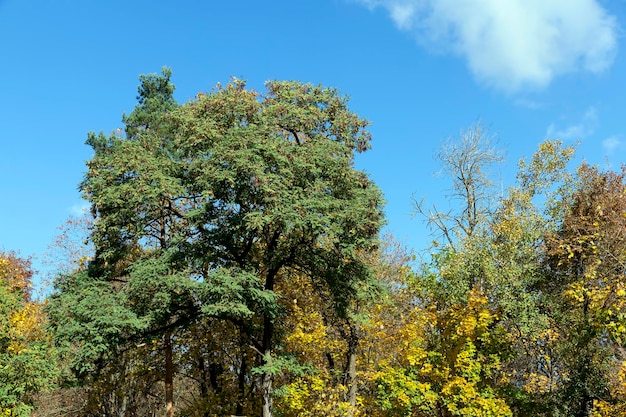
[{"left": 414, "top": 121, "right": 504, "bottom": 249}]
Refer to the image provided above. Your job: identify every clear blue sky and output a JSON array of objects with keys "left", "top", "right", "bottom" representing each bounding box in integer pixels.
[{"left": 1, "top": 0, "right": 624, "bottom": 284}]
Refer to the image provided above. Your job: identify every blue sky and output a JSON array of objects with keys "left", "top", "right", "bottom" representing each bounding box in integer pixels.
[{"left": 1, "top": 0, "right": 624, "bottom": 284}]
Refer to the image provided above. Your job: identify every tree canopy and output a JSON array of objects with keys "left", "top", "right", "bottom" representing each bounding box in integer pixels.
[{"left": 47, "top": 69, "right": 384, "bottom": 417}]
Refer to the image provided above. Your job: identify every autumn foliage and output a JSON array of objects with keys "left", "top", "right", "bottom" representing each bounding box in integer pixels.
[{"left": 0, "top": 253, "right": 56, "bottom": 417}]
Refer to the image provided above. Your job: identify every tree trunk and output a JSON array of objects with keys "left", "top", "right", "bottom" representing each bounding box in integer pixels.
[
  {"left": 261, "top": 314, "right": 274, "bottom": 417},
  {"left": 261, "top": 366, "right": 273, "bottom": 417},
  {"left": 197, "top": 355, "right": 212, "bottom": 417},
  {"left": 198, "top": 355, "right": 209, "bottom": 398},
  {"left": 261, "top": 263, "right": 279, "bottom": 417},
  {"left": 164, "top": 332, "right": 174, "bottom": 417},
  {"left": 344, "top": 328, "right": 358, "bottom": 417},
  {"left": 346, "top": 348, "right": 357, "bottom": 413}
]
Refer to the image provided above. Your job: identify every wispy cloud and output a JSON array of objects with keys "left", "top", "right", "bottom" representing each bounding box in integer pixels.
[
  {"left": 352, "top": 0, "right": 618, "bottom": 93},
  {"left": 546, "top": 107, "right": 598, "bottom": 141},
  {"left": 602, "top": 135, "right": 624, "bottom": 155}
]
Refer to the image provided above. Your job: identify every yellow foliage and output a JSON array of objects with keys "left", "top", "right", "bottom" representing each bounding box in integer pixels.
[
  {"left": 524, "top": 373, "right": 552, "bottom": 395},
  {"left": 7, "top": 302, "right": 45, "bottom": 353},
  {"left": 591, "top": 400, "right": 626, "bottom": 417},
  {"left": 284, "top": 304, "right": 337, "bottom": 357},
  {"left": 277, "top": 372, "right": 355, "bottom": 417},
  {"left": 372, "top": 289, "right": 512, "bottom": 417},
  {"left": 278, "top": 272, "right": 361, "bottom": 416}
]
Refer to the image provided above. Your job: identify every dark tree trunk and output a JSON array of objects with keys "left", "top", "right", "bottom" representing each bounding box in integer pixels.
[
  {"left": 197, "top": 355, "right": 212, "bottom": 417},
  {"left": 236, "top": 349, "right": 247, "bottom": 416},
  {"left": 344, "top": 327, "right": 358, "bottom": 417},
  {"left": 198, "top": 355, "right": 209, "bottom": 398}
]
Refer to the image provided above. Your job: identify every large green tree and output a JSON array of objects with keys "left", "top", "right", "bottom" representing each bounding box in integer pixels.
[
  {"left": 48, "top": 71, "right": 384, "bottom": 417},
  {"left": 168, "top": 78, "right": 384, "bottom": 417},
  {"left": 49, "top": 67, "right": 193, "bottom": 417}
]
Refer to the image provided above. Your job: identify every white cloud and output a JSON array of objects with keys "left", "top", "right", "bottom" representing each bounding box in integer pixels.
[
  {"left": 389, "top": 3, "right": 417, "bottom": 30},
  {"left": 353, "top": 0, "right": 618, "bottom": 92},
  {"left": 546, "top": 107, "right": 598, "bottom": 141},
  {"left": 602, "top": 135, "right": 624, "bottom": 155}
]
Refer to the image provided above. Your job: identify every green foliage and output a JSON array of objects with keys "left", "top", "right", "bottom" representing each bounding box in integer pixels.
[
  {"left": 122, "top": 66, "right": 178, "bottom": 138},
  {"left": 48, "top": 70, "right": 384, "bottom": 417},
  {"left": 47, "top": 271, "right": 147, "bottom": 376},
  {"left": 199, "top": 267, "right": 279, "bottom": 319}
]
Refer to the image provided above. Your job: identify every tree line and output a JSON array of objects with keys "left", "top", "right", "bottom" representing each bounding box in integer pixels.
[{"left": 2, "top": 68, "right": 626, "bottom": 417}]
